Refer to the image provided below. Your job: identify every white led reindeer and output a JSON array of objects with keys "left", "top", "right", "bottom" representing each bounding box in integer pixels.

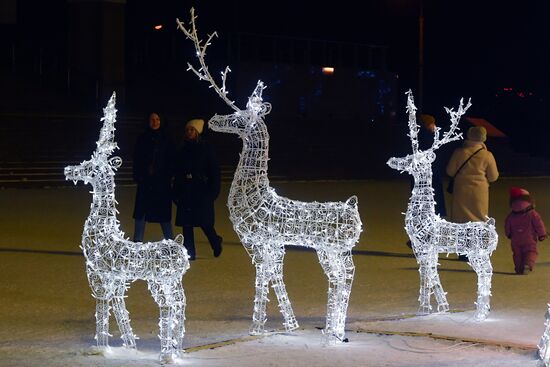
[
  {"left": 387, "top": 91, "right": 498, "bottom": 321},
  {"left": 177, "top": 9, "right": 362, "bottom": 342},
  {"left": 64, "top": 93, "right": 190, "bottom": 363},
  {"left": 539, "top": 305, "right": 550, "bottom": 366}
]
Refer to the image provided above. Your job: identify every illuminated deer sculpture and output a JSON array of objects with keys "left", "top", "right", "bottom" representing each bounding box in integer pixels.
[
  {"left": 177, "top": 9, "right": 362, "bottom": 342},
  {"left": 64, "top": 93, "right": 190, "bottom": 363},
  {"left": 387, "top": 91, "right": 498, "bottom": 321},
  {"left": 539, "top": 305, "right": 550, "bottom": 366}
]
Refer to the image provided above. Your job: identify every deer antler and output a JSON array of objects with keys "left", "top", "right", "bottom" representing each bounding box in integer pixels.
[
  {"left": 430, "top": 98, "right": 472, "bottom": 151},
  {"left": 246, "top": 80, "right": 272, "bottom": 117},
  {"left": 405, "top": 90, "right": 420, "bottom": 154},
  {"left": 176, "top": 8, "right": 240, "bottom": 112},
  {"left": 96, "top": 92, "right": 119, "bottom": 156}
]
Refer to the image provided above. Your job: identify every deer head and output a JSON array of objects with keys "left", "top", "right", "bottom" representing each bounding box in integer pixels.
[
  {"left": 64, "top": 92, "right": 122, "bottom": 185},
  {"left": 387, "top": 90, "right": 471, "bottom": 175},
  {"left": 208, "top": 81, "right": 272, "bottom": 137},
  {"left": 177, "top": 8, "right": 272, "bottom": 137}
]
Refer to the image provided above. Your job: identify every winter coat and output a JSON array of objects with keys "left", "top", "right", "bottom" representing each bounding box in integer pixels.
[
  {"left": 172, "top": 139, "right": 221, "bottom": 227},
  {"left": 505, "top": 201, "right": 547, "bottom": 249},
  {"left": 446, "top": 140, "right": 499, "bottom": 223},
  {"left": 132, "top": 129, "right": 173, "bottom": 222}
]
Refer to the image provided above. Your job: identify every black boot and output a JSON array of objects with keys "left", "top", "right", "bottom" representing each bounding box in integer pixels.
[
  {"left": 183, "top": 226, "right": 196, "bottom": 260},
  {"left": 184, "top": 242, "right": 196, "bottom": 261},
  {"left": 213, "top": 236, "right": 223, "bottom": 258}
]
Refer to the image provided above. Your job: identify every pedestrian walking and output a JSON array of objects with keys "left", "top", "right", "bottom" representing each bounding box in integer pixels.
[
  {"left": 505, "top": 187, "right": 547, "bottom": 274},
  {"left": 172, "top": 118, "right": 222, "bottom": 260}
]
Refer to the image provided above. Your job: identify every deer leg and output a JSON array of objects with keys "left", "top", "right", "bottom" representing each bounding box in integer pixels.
[
  {"left": 430, "top": 256, "right": 449, "bottom": 313},
  {"left": 88, "top": 273, "right": 111, "bottom": 348},
  {"left": 416, "top": 255, "right": 433, "bottom": 314},
  {"left": 270, "top": 247, "right": 298, "bottom": 332},
  {"left": 469, "top": 254, "right": 493, "bottom": 321},
  {"left": 417, "top": 251, "right": 448, "bottom": 314},
  {"left": 95, "top": 298, "right": 111, "bottom": 348},
  {"left": 148, "top": 279, "right": 186, "bottom": 362},
  {"left": 423, "top": 252, "right": 449, "bottom": 313},
  {"left": 250, "top": 252, "right": 270, "bottom": 335},
  {"left": 317, "top": 250, "right": 355, "bottom": 342},
  {"left": 171, "top": 282, "right": 186, "bottom": 353},
  {"left": 111, "top": 280, "right": 136, "bottom": 349}
]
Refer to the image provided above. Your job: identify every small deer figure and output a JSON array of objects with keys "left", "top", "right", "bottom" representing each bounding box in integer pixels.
[
  {"left": 177, "top": 9, "right": 362, "bottom": 342},
  {"left": 539, "top": 305, "right": 550, "bottom": 366},
  {"left": 387, "top": 91, "right": 498, "bottom": 321},
  {"left": 64, "top": 92, "right": 190, "bottom": 363}
]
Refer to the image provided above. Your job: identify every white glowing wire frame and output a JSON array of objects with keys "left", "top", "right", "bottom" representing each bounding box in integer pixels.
[
  {"left": 539, "top": 305, "right": 550, "bottom": 366},
  {"left": 64, "top": 93, "right": 190, "bottom": 362},
  {"left": 177, "top": 9, "right": 362, "bottom": 341},
  {"left": 386, "top": 91, "right": 498, "bottom": 321}
]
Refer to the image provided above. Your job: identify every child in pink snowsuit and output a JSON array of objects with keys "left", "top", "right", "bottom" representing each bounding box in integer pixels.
[{"left": 505, "top": 187, "right": 547, "bottom": 275}]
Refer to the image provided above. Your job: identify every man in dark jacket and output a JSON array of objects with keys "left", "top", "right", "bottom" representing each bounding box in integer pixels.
[
  {"left": 132, "top": 112, "right": 174, "bottom": 242},
  {"left": 172, "top": 119, "right": 222, "bottom": 260}
]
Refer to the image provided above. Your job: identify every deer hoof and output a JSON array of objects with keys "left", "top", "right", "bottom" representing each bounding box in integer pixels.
[
  {"left": 474, "top": 311, "right": 488, "bottom": 321},
  {"left": 249, "top": 323, "right": 265, "bottom": 335},
  {"left": 437, "top": 304, "right": 450, "bottom": 313},
  {"left": 417, "top": 305, "right": 432, "bottom": 315},
  {"left": 283, "top": 321, "right": 299, "bottom": 332},
  {"left": 474, "top": 307, "right": 490, "bottom": 321},
  {"left": 322, "top": 330, "right": 346, "bottom": 345},
  {"left": 160, "top": 351, "right": 183, "bottom": 364}
]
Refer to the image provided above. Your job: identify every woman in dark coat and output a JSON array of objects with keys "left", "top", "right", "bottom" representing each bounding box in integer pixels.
[
  {"left": 132, "top": 112, "right": 174, "bottom": 241},
  {"left": 172, "top": 119, "right": 222, "bottom": 260}
]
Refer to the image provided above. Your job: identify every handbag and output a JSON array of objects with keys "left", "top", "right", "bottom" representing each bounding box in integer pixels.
[{"left": 447, "top": 147, "right": 484, "bottom": 194}]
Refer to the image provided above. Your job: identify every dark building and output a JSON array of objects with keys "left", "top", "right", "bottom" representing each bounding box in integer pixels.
[{"left": 1, "top": 0, "right": 400, "bottom": 179}]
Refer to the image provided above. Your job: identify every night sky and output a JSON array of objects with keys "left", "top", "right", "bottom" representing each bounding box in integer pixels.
[
  {"left": 3, "top": 1, "right": 550, "bottom": 175},
  {"left": 8, "top": 1, "right": 550, "bottom": 117},
  {"left": 122, "top": 1, "right": 550, "bottom": 112}
]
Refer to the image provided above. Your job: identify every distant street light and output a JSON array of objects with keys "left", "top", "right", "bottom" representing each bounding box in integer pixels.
[{"left": 322, "top": 66, "right": 335, "bottom": 75}]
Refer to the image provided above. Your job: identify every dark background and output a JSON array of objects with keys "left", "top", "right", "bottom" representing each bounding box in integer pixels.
[
  {"left": 128, "top": 1, "right": 549, "bottom": 112},
  {"left": 1, "top": 1, "right": 550, "bottom": 181}
]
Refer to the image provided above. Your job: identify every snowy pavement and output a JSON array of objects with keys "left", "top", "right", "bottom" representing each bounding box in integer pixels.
[{"left": 1, "top": 177, "right": 550, "bottom": 366}]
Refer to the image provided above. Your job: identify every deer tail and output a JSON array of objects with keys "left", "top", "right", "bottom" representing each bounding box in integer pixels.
[
  {"left": 175, "top": 233, "right": 184, "bottom": 246},
  {"left": 346, "top": 195, "right": 359, "bottom": 207},
  {"left": 486, "top": 217, "right": 496, "bottom": 227}
]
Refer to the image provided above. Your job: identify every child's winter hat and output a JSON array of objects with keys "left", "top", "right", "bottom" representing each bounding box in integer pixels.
[
  {"left": 509, "top": 187, "right": 532, "bottom": 204},
  {"left": 186, "top": 119, "right": 204, "bottom": 134}
]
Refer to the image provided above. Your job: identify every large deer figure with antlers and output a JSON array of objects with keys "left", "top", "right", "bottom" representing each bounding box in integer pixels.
[
  {"left": 177, "top": 9, "right": 362, "bottom": 342},
  {"left": 387, "top": 91, "right": 498, "bottom": 321},
  {"left": 64, "top": 93, "right": 190, "bottom": 363}
]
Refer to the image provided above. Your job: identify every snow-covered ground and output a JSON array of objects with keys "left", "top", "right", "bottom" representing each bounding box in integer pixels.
[{"left": 1, "top": 177, "right": 550, "bottom": 366}]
